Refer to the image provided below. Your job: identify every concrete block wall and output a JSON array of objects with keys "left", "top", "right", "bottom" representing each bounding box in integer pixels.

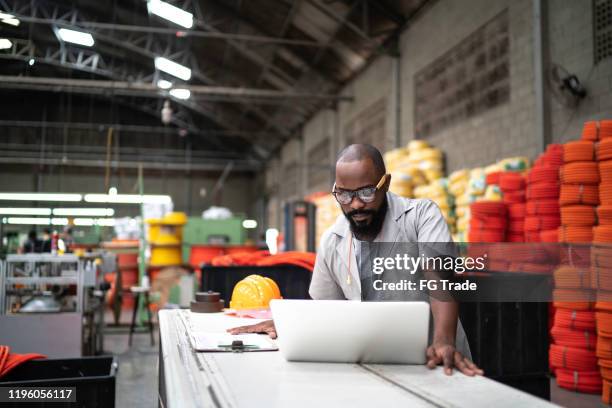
[
  {"left": 266, "top": 0, "right": 612, "bottom": 231},
  {"left": 548, "top": 0, "right": 612, "bottom": 143},
  {"left": 337, "top": 55, "right": 396, "bottom": 152},
  {"left": 302, "top": 109, "right": 337, "bottom": 195},
  {"left": 400, "top": 0, "right": 539, "bottom": 172}
]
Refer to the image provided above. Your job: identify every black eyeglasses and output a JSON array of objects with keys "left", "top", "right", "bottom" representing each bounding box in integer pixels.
[{"left": 332, "top": 174, "right": 388, "bottom": 205}]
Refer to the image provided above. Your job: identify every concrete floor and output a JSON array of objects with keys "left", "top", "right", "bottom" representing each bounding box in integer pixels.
[
  {"left": 551, "top": 379, "right": 607, "bottom": 408},
  {"left": 103, "top": 312, "right": 159, "bottom": 408}
]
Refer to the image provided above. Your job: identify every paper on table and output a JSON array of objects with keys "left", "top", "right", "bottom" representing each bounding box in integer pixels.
[{"left": 192, "top": 332, "right": 278, "bottom": 352}]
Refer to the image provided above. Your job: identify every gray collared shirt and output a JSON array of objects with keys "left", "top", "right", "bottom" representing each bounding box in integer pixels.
[{"left": 309, "top": 191, "right": 471, "bottom": 358}]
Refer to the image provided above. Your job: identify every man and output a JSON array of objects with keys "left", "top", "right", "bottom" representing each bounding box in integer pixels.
[
  {"left": 230, "top": 144, "right": 482, "bottom": 376},
  {"left": 21, "top": 230, "right": 42, "bottom": 253}
]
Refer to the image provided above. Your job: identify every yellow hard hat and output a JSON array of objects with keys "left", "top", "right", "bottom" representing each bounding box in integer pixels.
[{"left": 229, "top": 275, "right": 282, "bottom": 310}]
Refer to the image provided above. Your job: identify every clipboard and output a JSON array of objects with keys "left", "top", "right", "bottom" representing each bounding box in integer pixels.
[{"left": 191, "top": 332, "right": 278, "bottom": 352}]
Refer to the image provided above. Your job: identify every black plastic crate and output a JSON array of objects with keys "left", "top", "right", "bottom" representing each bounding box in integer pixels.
[
  {"left": 459, "top": 288, "right": 550, "bottom": 400},
  {"left": 201, "top": 264, "right": 312, "bottom": 301},
  {"left": 0, "top": 356, "right": 117, "bottom": 408}
]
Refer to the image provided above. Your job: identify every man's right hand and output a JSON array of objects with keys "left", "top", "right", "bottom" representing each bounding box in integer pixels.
[{"left": 227, "top": 319, "right": 277, "bottom": 338}]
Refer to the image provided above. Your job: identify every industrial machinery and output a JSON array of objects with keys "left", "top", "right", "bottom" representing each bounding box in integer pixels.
[{"left": 0, "top": 254, "right": 104, "bottom": 357}]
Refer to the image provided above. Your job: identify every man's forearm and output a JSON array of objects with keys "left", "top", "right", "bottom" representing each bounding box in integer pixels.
[{"left": 430, "top": 297, "right": 458, "bottom": 344}]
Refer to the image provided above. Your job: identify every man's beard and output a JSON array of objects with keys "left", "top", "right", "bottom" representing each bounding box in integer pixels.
[{"left": 343, "top": 198, "right": 388, "bottom": 238}]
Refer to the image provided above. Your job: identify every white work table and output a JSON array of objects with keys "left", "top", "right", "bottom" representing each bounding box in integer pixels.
[{"left": 158, "top": 310, "right": 557, "bottom": 408}]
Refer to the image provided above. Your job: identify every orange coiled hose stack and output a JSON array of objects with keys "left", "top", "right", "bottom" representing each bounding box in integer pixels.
[
  {"left": 560, "top": 184, "right": 600, "bottom": 206},
  {"left": 559, "top": 226, "right": 594, "bottom": 243},
  {"left": 553, "top": 289, "right": 595, "bottom": 310},
  {"left": 590, "top": 246, "right": 612, "bottom": 291},
  {"left": 556, "top": 369, "right": 602, "bottom": 393},
  {"left": 554, "top": 265, "right": 591, "bottom": 289},
  {"left": 582, "top": 120, "right": 612, "bottom": 141},
  {"left": 601, "top": 359, "right": 612, "bottom": 380},
  {"left": 560, "top": 162, "right": 601, "bottom": 185},
  {"left": 597, "top": 312, "right": 612, "bottom": 337},
  {"left": 550, "top": 344, "right": 599, "bottom": 371},
  {"left": 598, "top": 336, "right": 612, "bottom": 359},
  {"left": 564, "top": 141, "right": 597, "bottom": 163},
  {"left": 561, "top": 205, "right": 598, "bottom": 226},
  {"left": 598, "top": 139, "right": 612, "bottom": 161},
  {"left": 595, "top": 226, "right": 612, "bottom": 243},
  {"left": 603, "top": 184, "right": 612, "bottom": 206},
  {"left": 552, "top": 326, "right": 597, "bottom": 349},
  {"left": 601, "top": 161, "right": 612, "bottom": 185},
  {"left": 599, "top": 206, "right": 612, "bottom": 225}
]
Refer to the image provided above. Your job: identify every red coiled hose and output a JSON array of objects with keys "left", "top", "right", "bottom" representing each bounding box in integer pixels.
[
  {"left": 550, "top": 344, "right": 599, "bottom": 371},
  {"left": 499, "top": 172, "right": 526, "bottom": 191},
  {"left": 555, "top": 368, "right": 602, "bottom": 393},
  {"left": 552, "top": 326, "right": 597, "bottom": 350},
  {"left": 526, "top": 199, "right": 560, "bottom": 215},
  {"left": 555, "top": 309, "right": 597, "bottom": 331},
  {"left": 524, "top": 215, "right": 561, "bottom": 231},
  {"left": 526, "top": 182, "right": 560, "bottom": 200}
]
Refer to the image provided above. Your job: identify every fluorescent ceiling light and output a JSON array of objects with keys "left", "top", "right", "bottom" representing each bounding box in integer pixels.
[
  {"left": 169, "top": 88, "right": 190, "bottom": 100},
  {"left": 0, "top": 208, "right": 52, "bottom": 216},
  {"left": 74, "top": 218, "right": 115, "bottom": 226},
  {"left": 242, "top": 219, "right": 258, "bottom": 229},
  {"left": 154, "top": 57, "right": 191, "bottom": 81},
  {"left": 0, "top": 193, "right": 82, "bottom": 202},
  {"left": 6, "top": 217, "right": 51, "bottom": 225},
  {"left": 157, "top": 79, "right": 173, "bottom": 89},
  {"left": 84, "top": 194, "right": 172, "bottom": 204},
  {"left": 2, "top": 18, "right": 19, "bottom": 27},
  {"left": 57, "top": 28, "right": 95, "bottom": 47},
  {"left": 53, "top": 208, "right": 115, "bottom": 217},
  {"left": 147, "top": 0, "right": 193, "bottom": 29},
  {"left": 0, "top": 12, "right": 19, "bottom": 26},
  {"left": 51, "top": 218, "right": 68, "bottom": 226},
  {"left": 0, "top": 39, "right": 12, "bottom": 50},
  {"left": 96, "top": 218, "right": 116, "bottom": 226}
]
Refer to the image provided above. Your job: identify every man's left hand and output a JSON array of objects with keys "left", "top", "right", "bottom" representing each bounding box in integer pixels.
[{"left": 426, "top": 341, "right": 484, "bottom": 376}]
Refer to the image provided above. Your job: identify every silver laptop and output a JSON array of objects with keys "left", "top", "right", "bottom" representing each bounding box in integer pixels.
[{"left": 270, "top": 299, "right": 430, "bottom": 364}]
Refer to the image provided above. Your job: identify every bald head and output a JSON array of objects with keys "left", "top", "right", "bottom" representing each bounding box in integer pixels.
[{"left": 335, "top": 144, "right": 386, "bottom": 178}]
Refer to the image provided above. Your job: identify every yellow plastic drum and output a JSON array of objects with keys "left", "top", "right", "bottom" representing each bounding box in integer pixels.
[
  {"left": 149, "top": 245, "right": 182, "bottom": 266},
  {"left": 230, "top": 275, "right": 282, "bottom": 310}
]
